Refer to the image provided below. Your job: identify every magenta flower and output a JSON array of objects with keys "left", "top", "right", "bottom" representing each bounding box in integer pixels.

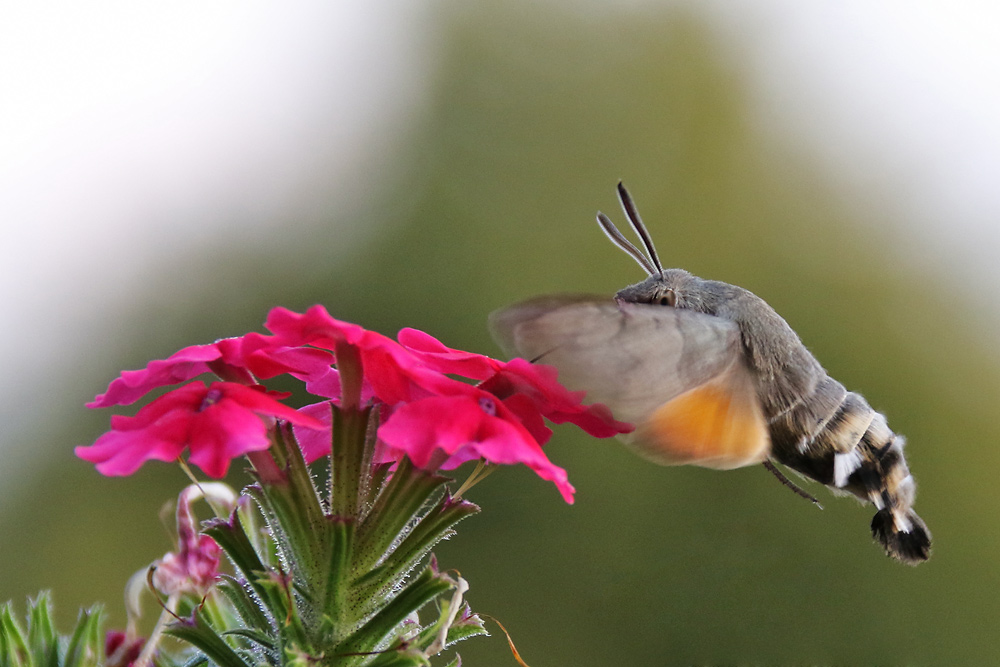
[
  {"left": 88, "top": 333, "right": 334, "bottom": 408},
  {"left": 378, "top": 392, "right": 577, "bottom": 503},
  {"left": 397, "top": 327, "right": 500, "bottom": 379},
  {"left": 77, "top": 381, "right": 324, "bottom": 477},
  {"left": 265, "top": 305, "right": 444, "bottom": 405},
  {"left": 480, "top": 357, "right": 630, "bottom": 439},
  {"left": 88, "top": 342, "right": 244, "bottom": 408}
]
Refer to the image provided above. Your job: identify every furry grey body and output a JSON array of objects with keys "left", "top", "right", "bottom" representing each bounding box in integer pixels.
[{"left": 617, "top": 269, "right": 930, "bottom": 564}]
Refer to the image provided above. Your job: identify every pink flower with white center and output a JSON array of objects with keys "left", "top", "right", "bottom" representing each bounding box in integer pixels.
[{"left": 77, "top": 381, "right": 324, "bottom": 477}]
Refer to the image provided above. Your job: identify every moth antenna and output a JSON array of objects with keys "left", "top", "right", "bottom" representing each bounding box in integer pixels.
[
  {"left": 597, "top": 212, "right": 656, "bottom": 275},
  {"left": 763, "top": 460, "right": 823, "bottom": 509},
  {"left": 617, "top": 181, "right": 664, "bottom": 275}
]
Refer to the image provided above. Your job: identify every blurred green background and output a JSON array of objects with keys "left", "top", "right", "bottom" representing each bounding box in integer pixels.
[{"left": 3, "top": 3, "right": 998, "bottom": 665}]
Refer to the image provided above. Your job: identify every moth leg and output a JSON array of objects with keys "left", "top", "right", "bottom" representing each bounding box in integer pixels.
[{"left": 762, "top": 459, "right": 823, "bottom": 509}]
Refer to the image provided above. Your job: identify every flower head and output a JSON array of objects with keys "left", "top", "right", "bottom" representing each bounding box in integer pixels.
[{"left": 83, "top": 305, "right": 631, "bottom": 502}]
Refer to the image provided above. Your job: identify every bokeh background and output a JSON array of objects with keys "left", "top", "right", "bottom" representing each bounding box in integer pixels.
[{"left": 3, "top": 2, "right": 999, "bottom": 664}]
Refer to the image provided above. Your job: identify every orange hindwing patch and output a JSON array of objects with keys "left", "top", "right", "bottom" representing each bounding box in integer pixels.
[{"left": 630, "top": 368, "right": 770, "bottom": 470}]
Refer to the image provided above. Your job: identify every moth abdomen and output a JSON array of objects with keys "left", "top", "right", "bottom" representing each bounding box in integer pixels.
[{"left": 770, "top": 381, "right": 930, "bottom": 564}]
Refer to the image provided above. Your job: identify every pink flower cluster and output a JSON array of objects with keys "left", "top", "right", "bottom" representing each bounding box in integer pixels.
[{"left": 77, "top": 306, "right": 632, "bottom": 502}]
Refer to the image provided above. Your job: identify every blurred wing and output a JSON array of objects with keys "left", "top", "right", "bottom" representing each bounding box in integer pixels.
[{"left": 490, "top": 295, "right": 770, "bottom": 469}]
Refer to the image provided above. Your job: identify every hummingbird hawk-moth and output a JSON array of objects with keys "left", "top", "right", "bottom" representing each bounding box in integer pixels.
[{"left": 490, "top": 183, "right": 931, "bottom": 564}]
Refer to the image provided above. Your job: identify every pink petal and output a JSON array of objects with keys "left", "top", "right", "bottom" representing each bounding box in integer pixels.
[
  {"left": 397, "top": 328, "right": 499, "bottom": 379},
  {"left": 216, "top": 383, "right": 324, "bottom": 428},
  {"left": 88, "top": 344, "right": 223, "bottom": 408},
  {"left": 79, "top": 381, "right": 324, "bottom": 478},
  {"left": 264, "top": 305, "right": 366, "bottom": 350},
  {"left": 378, "top": 394, "right": 575, "bottom": 503},
  {"left": 360, "top": 336, "right": 429, "bottom": 404},
  {"left": 236, "top": 333, "right": 336, "bottom": 382},
  {"left": 480, "top": 358, "right": 633, "bottom": 438},
  {"left": 378, "top": 396, "right": 483, "bottom": 468},
  {"left": 501, "top": 393, "right": 554, "bottom": 446},
  {"left": 75, "top": 409, "right": 191, "bottom": 475},
  {"left": 186, "top": 398, "right": 273, "bottom": 477},
  {"left": 293, "top": 402, "right": 334, "bottom": 464}
]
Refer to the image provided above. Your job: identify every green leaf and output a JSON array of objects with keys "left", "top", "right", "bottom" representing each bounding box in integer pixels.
[
  {"left": 165, "top": 608, "right": 252, "bottom": 667},
  {"left": 321, "top": 517, "right": 355, "bottom": 629},
  {"left": 354, "top": 459, "right": 449, "bottom": 574},
  {"left": 0, "top": 602, "right": 29, "bottom": 667},
  {"left": 178, "top": 652, "right": 210, "bottom": 667},
  {"left": 444, "top": 618, "right": 488, "bottom": 647},
  {"left": 353, "top": 497, "right": 478, "bottom": 613},
  {"left": 363, "top": 650, "right": 430, "bottom": 667},
  {"left": 215, "top": 576, "right": 272, "bottom": 635},
  {"left": 364, "top": 463, "right": 394, "bottom": 511},
  {"left": 0, "top": 596, "right": 105, "bottom": 667},
  {"left": 61, "top": 607, "right": 103, "bottom": 667},
  {"left": 338, "top": 565, "right": 452, "bottom": 658},
  {"left": 221, "top": 628, "right": 276, "bottom": 652},
  {"left": 255, "top": 570, "right": 317, "bottom": 651},
  {"left": 26, "top": 594, "right": 57, "bottom": 667},
  {"left": 203, "top": 512, "right": 267, "bottom": 585}
]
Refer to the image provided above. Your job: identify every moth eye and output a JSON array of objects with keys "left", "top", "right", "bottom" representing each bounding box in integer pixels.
[{"left": 657, "top": 289, "right": 676, "bottom": 307}]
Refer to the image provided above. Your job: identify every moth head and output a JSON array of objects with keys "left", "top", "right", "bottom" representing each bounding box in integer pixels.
[
  {"left": 615, "top": 269, "right": 695, "bottom": 307},
  {"left": 598, "top": 182, "right": 696, "bottom": 309}
]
